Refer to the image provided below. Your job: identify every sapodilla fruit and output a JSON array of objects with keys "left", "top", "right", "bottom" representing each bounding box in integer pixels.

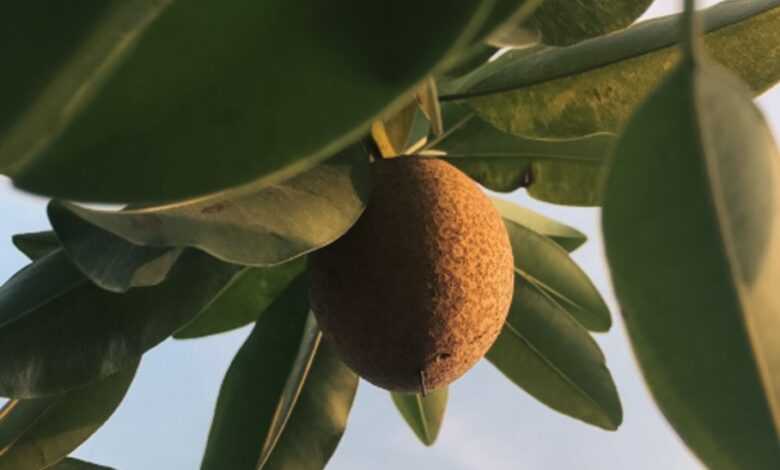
[{"left": 309, "top": 157, "right": 514, "bottom": 392}]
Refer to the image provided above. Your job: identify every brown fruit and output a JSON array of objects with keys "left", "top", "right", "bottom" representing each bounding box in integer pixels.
[{"left": 309, "top": 157, "right": 514, "bottom": 392}]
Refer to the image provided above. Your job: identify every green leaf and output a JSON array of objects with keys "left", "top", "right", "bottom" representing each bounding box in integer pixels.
[
  {"left": 390, "top": 388, "right": 448, "bottom": 446},
  {"left": 602, "top": 55, "right": 780, "bottom": 468},
  {"left": 528, "top": 0, "right": 653, "bottom": 46},
  {"left": 0, "top": 250, "right": 86, "bottom": 329},
  {"left": 491, "top": 198, "right": 586, "bottom": 252},
  {"left": 11, "top": 231, "right": 60, "bottom": 261},
  {"left": 429, "top": 103, "right": 615, "bottom": 205},
  {"left": 259, "top": 335, "right": 357, "bottom": 470},
  {"left": 526, "top": 158, "right": 610, "bottom": 207},
  {"left": 487, "top": 278, "right": 622, "bottom": 430},
  {"left": 201, "top": 277, "right": 358, "bottom": 470},
  {"left": 47, "top": 146, "right": 370, "bottom": 293},
  {"left": 445, "top": 0, "right": 780, "bottom": 139},
  {"left": 506, "top": 221, "right": 610, "bottom": 331},
  {"left": 1, "top": 1, "right": 499, "bottom": 203},
  {"left": 0, "top": 363, "right": 137, "bottom": 470},
  {"left": 50, "top": 459, "right": 114, "bottom": 470},
  {"left": 0, "top": 250, "right": 241, "bottom": 397},
  {"left": 174, "top": 259, "right": 306, "bottom": 339}
]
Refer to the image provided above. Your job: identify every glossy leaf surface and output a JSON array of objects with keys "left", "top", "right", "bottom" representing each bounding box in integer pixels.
[
  {"left": 0, "top": 250, "right": 241, "bottom": 397},
  {"left": 0, "top": 250, "right": 85, "bottom": 329},
  {"left": 47, "top": 147, "right": 369, "bottom": 287},
  {"left": 2, "top": 1, "right": 492, "bottom": 202},
  {"left": 0, "top": 363, "right": 137, "bottom": 469}
]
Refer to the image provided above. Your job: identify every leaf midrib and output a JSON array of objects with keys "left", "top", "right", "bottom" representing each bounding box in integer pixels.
[{"left": 500, "top": 320, "right": 612, "bottom": 426}]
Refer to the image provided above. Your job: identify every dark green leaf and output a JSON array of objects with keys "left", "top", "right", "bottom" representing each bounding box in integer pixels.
[
  {"left": 0, "top": 250, "right": 85, "bottom": 329},
  {"left": 201, "top": 277, "right": 358, "bottom": 470},
  {"left": 50, "top": 459, "right": 114, "bottom": 470},
  {"left": 2, "top": 1, "right": 494, "bottom": 203},
  {"left": 429, "top": 103, "right": 615, "bottom": 205},
  {"left": 0, "top": 250, "right": 241, "bottom": 397},
  {"left": 491, "top": 198, "right": 586, "bottom": 252},
  {"left": 47, "top": 146, "right": 370, "bottom": 292},
  {"left": 528, "top": 0, "right": 653, "bottom": 46},
  {"left": 391, "top": 388, "right": 448, "bottom": 446},
  {"left": 506, "top": 221, "right": 610, "bottom": 331},
  {"left": 0, "top": 363, "right": 137, "bottom": 470},
  {"left": 445, "top": 0, "right": 780, "bottom": 139},
  {"left": 48, "top": 199, "right": 183, "bottom": 293},
  {"left": 11, "top": 231, "right": 60, "bottom": 261},
  {"left": 174, "top": 259, "right": 306, "bottom": 339},
  {"left": 602, "top": 55, "right": 780, "bottom": 468},
  {"left": 487, "top": 278, "right": 621, "bottom": 430}
]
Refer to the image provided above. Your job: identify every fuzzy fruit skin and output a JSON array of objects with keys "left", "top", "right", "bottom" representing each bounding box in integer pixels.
[{"left": 309, "top": 158, "right": 514, "bottom": 392}]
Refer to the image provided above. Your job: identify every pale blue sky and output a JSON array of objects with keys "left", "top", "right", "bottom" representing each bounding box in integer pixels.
[{"left": 1, "top": 1, "right": 777, "bottom": 468}]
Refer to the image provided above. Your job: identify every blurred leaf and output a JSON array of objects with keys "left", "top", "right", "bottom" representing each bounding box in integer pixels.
[
  {"left": 602, "top": 53, "right": 780, "bottom": 467},
  {"left": 439, "top": 0, "right": 540, "bottom": 79},
  {"left": 11, "top": 231, "right": 60, "bottom": 261},
  {"left": 441, "top": 44, "right": 499, "bottom": 79},
  {"left": 474, "top": 0, "right": 543, "bottom": 43},
  {"left": 0, "top": 363, "right": 137, "bottom": 470},
  {"left": 430, "top": 103, "right": 615, "bottom": 205},
  {"left": 506, "top": 221, "right": 610, "bottom": 331},
  {"left": 174, "top": 259, "right": 306, "bottom": 339},
  {"left": 0, "top": 250, "right": 85, "bottom": 329},
  {"left": 391, "top": 388, "right": 448, "bottom": 446},
  {"left": 445, "top": 0, "right": 780, "bottom": 139},
  {"left": 0, "top": 250, "right": 241, "bottom": 397},
  {"left": 50, "top": 459, "right": 114, "bottom": 470},
  {"left": 486, "top": 24, "right": 540, "bottom": 48},
  {"left": 417, "top": 79, "right": 444, "bottom": 137},
  {"left": 46, "top": 146, "right": 370, "bottom": 293},
  {"left": 201, "top": 278, "right": 358, "bottom": 470},
  {"left": 487, "top": 278, "right": 621, "bottom": 430},
  {"left": 1, "top": 1, "right": 496, "bottom": 203},
  {"left": 528, "top": 0, "right": 653, "bottom": 46},
  {"left": 491, "top": 198, "right": 586, "bottom": 252}
]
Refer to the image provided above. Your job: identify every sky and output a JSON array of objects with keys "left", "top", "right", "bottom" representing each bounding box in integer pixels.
[{"left": 1, "top": 1, "right": 777, "bottom": 469}]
